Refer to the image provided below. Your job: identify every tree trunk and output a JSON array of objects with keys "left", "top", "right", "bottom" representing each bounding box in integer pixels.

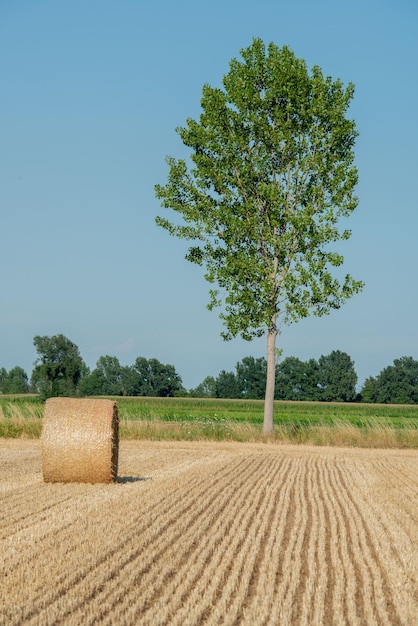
[{"left": 263, "top": 323, "right": 277, "bottom": 436}]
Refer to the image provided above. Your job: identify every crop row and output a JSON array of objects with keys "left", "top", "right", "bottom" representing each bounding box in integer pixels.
[{"left": 1, "top": 440, "right": 417, "bottom": 625}]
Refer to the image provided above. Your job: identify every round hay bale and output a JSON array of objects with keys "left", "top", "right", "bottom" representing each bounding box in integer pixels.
[{"left": 41, "top": 398, "right": 119, "bottom": 483}]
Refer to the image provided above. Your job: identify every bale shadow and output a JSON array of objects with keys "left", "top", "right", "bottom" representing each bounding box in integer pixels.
[{"left": 117, "top": 476, "right": 152, "bottom": 484}]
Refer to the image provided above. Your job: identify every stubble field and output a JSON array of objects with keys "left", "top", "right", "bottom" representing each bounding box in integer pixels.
[{"left": 1, "top": 439, "right": 417, "bottom": 625}]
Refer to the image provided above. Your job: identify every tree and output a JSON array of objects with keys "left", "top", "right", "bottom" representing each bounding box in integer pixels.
[
  {"left": 373, "top": 357, "right": 418, "bottom": 404},
  {"left": 360, "top": 376, "right": 379, "bottom": 403},
  {"left": 119, "top": 365, "right": 142, "bottom": 396},
  {"left": 275, "top": 356, "right": 319, "bottom": 401},
  {"left": 31, "top": 334, "right": 87, "bottom": 399},
  {"left": 190, "top": 375, "right": 217, "bottom": 398},
  {"left": 316, "top": 350, "right": 357, "bottom": 401},
  {"left": 0, "top": 366, "right": 29, "bottom": 394},
  {"left": 131, "top": 357, "right": 184, "bottom": 397},
  {"left": 236, "top": 356, "right": 267, "bottom": 399},
  {"left": 155, "top": 38, "right": 363, "bottom": 434},
  {"left": 78, "top": 368, "right": 107, "bottom": 396},
  {"left": 215, "top": 370, "right": 241, "bottom": 398},
  {"left": 0, "top": 367, "right": 7, "bottom": 392},
  {"left": 79, "top": 355, "right": 125, "bottom": 396}
]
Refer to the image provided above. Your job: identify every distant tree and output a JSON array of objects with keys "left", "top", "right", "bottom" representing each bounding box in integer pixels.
[
  {"left": 316, "top": 350, "right": 357, "bottom": 401},
  {"left": 0, "top": 367, "right": 7, "bottom": 392},
  {"left": 79, "top": 355, "right": 125, "bottom": 397},
  {"left": 190, "top": 375, "right": 217, "bottom": 398},
  {"left": 359, "top": 376, "right": 379, "bottom": 403},
  {"left": 131, "top": 357, "right": 184, "bottom": 397},
  {"left": 236, "top": 356, "right": 267, "bottom": 399},
  {"left": 78, "top": 368, "right": 106, "bottom": 396},
  {"left": 276, "top": 356, "right": 303, "bottom": 400},
  {"left": 94, "top": 356, "right": 124, "bottom": 395},
  {"left": 372, "top": 356, "right": 418, "bottom": 404},
  {"left": 155, "top": 38, "right": 363, "bottom": 434},
  {"left": 275, "top": 356, "right": 319, "bottom": 400},
  {"left": 215, "top": 370, "right": 241, "bottom": 399},
  {"left": 30, "top": 334, "right": 88, "bottom": 399},
  {"left": 119, "top": 366, "right": 141, "bottom": 396},
  {"left": 1, "top": 366, "right": 29, "bottom": 394}
]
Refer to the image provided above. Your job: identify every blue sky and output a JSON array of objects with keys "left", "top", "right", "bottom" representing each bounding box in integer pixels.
[{"left": 1, "top": 0, "right": 417, "bottom": 391}]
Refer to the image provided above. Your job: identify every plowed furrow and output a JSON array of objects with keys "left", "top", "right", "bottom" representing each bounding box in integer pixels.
[
  {"left": 0, "top": 491, "right": 92, "bottom": 539},
  {"left": 67, "top": 455, "right": 275, "bottom": 626},
  {"left": 1, "top": 456, "right": 233, "bottom": 623},
  {"left": 316, "top": 457, "right": 361, "bottom": 625},
  {"left": 257, "top": 458, "right": 311, "bottom": 626},
  {"left": 1, "top": 451, "right": 244, "bottom": 566},
  {"left": 163, "top": 457, "right": 293, "bottom": 626},
  {"left": 358, "top": 457, "right": 418, "bottom": 534},
  {"left": 1, "top": 442, "right": 417, "bottom": 626},
  {"left": 381, "top": 457, "right": 418, "bottom": 488},
  {"left": 313, "top": 458, "right": 334, "bottom": 626},
  {"left": 232, "top": 458, "right": 300, "bottom": 625},
  {"left": 370, "top": 458, "right": 418, "bottom": 525},
  {"left": 330, "top": 459, "right": 399, "bottom": 625},
  {"left": 15, "top": 456, "right": 260, "bottom": 626},
  {"left": 298, "top": 458, "right": 328, "bottom": 626},
  {"left": 339, "top": 459, "right": 418, "bottom": 624}
]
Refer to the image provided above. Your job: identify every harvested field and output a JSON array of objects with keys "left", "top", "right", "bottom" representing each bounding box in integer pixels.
[{"left": 1, "top": 440, "right": 417, "bottom": 625}]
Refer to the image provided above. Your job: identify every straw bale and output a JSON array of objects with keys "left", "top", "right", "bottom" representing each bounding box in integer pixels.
[{"left": 41, "top": 398, "right": 119, "bottom": 483}]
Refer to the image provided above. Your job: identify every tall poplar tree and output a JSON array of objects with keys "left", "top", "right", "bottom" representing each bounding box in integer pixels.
[{"left": 155, "top": 39, "right": 363, "bottom": 434}]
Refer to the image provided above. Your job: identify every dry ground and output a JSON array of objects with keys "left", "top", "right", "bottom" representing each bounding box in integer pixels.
[{"left": 1, "top": 439, "right": 417, "bottom": 625}]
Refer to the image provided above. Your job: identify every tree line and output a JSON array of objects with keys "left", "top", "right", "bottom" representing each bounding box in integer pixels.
[
  {"left": 2, "top": 334, "right": 418, "bottom": 404},
  {"left": 192, "top": 354, "right": 418, "bottom": 404},
  {"left": 0, "top": 335, "right": 184, "bottom": 399}
]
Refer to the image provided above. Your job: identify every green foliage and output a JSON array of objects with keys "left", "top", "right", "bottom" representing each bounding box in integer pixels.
[
  {"left": 360, "top": 376, "right": 379, "bottom": 403},
  {"left": 107, "top": 396, "right": 418, "bottom": 428},
  {"left": 361, "top": 356, "right": 418, "bottom": 404},
  {"left": 130, "top": 357, "right": 184, "bottom": 397},
  {"left": 155, "top": 38, "right": 363, "bottom": 433},
  {"left": 0, "top": 394, "right": 43, "bottom": 415},
  {"left": 236, "top": 356, "right": 267, "bottom": 399},
  {"left": 192, "top": 359, "right": 268, "bottom": 399},
  {"left": 79, "top": 355, "right": 131, "bottom": 396},
  {"left": 2, "top": 396, "right": 417, "bottom": 446},
  {"left": 195, "top": 351, "right": 357, "bottom": 402},
  {"left": 79, "top": 355, "right": 184, "bottom": 398},
  {"left": 189, "top": 375, "right": 217, "bottom": 398},
  {"left": 0, "top": 395, "right": 43, "bottom": 437},
  {"left": 30, "top": 334, "right": 88, "bottom": 399},
  {"left": 215, "top": 370, "right": 241, "bottom": 399},
  {"left": 316, "top": 350, "right": 357, "bottom": 401},
  {"left": 156, "top": 38, "right": 363, "bottom": 344},
  {"left": 275, "top": 356, "right": 319, "bottom": 401},
  {"left": 0, "top": 367, "right": 6, "bottom": 390},
  {"left": 0, "top": 366, "right": 29, "bottom": 394}
]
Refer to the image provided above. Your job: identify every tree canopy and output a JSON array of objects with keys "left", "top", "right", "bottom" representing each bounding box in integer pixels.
[
  {"left": 0, "top": 366, "right": 29, "bottom": 394},
  {"left": 317, "top": 350, "right": 357, "bottom": 402},
  {"left": 360, "top": 357, "right": 418, "bottom": 404},
  {"left": 79, "top": 355, "right": 184, "bottom": 398},
  {"left": 78, "top": 355, "right": 133, "bottom": 397},
  {"left": 195, "top": 351, "right": 357, "bottom": 401},
  {"left": 130, "top": 357, "right": 184, "bottom": 397},
  {"left": 236, "top": 356, "right": 267, "bottom": 399},
  {"left": 30, "top": 334, "right": 88, "bottom": 399},
  {"left": 275, "top": 356, "right": 319, "bottom": 401},
  {"left": 156, "top": 38, "right": 363, "bottom": 433},
  {"left": 189, "top": 376, "right": 217, "bottom": 398},
  {"left": 4, "top": 339, "right": 418, "bottom": 405}
]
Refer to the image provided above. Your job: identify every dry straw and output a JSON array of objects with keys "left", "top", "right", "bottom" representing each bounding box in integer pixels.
[{"left": 41, "top": 398, "right": 119, "bottom": 483}]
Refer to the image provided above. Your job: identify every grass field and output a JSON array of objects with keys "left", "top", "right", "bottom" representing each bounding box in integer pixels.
[
  {"left": 1, "top": 439, "right": 417, "bottom": 625},
  {"left": 1, "top": 395, "right": 418, "bottom": 447}
]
